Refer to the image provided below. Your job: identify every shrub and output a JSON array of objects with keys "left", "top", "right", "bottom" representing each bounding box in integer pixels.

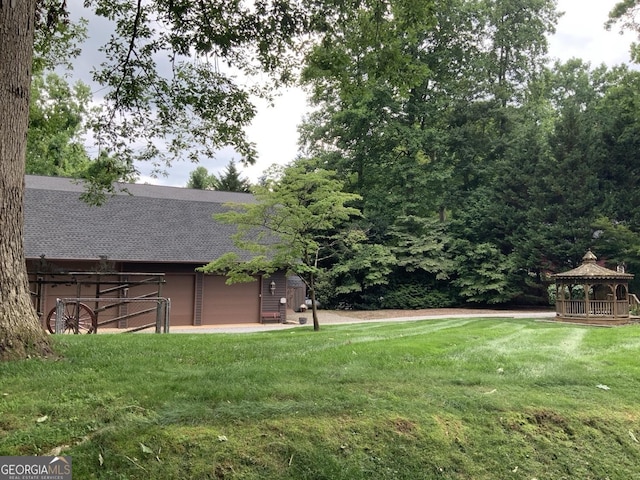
[{"left": 380, "top": 284, "right": 456, "bottom": 309}]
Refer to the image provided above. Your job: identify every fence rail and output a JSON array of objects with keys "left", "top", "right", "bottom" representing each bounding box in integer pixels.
[{"left": 55, "top": 297, "right": 171, "bottom": 333}]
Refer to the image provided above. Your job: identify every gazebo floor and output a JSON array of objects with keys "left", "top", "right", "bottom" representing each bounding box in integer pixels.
[{"left": 553, "top": 315, "right": 639, "bottom": 326}]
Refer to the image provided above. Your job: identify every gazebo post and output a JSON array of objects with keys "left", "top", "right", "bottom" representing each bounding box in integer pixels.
[
  {"left": 558, "top": 284, "right": 565, "bottom": 317},
  {"left": 584, "top": 282, "right": 590, "bottom": 318}
]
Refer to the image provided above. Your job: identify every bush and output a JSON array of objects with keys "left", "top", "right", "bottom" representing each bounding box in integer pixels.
[{"left": 380, "top": 284, "right": 456, "bottom": 309}]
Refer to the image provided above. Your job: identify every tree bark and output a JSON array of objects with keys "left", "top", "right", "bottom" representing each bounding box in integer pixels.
[
  {"left": 0, "top": 0, "right": 53, "bottom": 360},
  {"left": 309, "top": 273, "right": 320, "bottom": 331}
]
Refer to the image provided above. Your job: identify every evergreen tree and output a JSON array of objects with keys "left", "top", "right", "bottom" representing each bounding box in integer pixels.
[{"left": 213, "top": 160, "right": 252, "bottom": 193}]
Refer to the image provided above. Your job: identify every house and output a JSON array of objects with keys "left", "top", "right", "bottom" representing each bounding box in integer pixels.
[{"left": 24, "top": 175, "right": 289, "bottom": 330}]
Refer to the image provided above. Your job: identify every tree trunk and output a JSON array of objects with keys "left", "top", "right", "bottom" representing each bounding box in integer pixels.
[
  {"left": 0, "top": 0, "right": 53, "bottom": 360},
  {"left": 309, "top": 274, "right": 320, "bottom": 331}
]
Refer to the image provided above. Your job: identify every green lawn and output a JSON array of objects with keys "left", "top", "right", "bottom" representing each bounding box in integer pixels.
[{"left": 1, "top": 318, "right": 640, "bottom": 479}]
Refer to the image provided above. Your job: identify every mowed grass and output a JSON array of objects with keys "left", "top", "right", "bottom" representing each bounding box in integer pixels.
[{"left": 1, "top": 318, "right": 640, "bottom": 479}]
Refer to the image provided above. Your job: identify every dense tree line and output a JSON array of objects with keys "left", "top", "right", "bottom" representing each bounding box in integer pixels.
[{"left": 297, "top": 0, "right": 640, "bottom": 308}]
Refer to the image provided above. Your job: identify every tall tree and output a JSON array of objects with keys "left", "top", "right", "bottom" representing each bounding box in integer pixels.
[
  {"left": 213, "top": 160, "right": 252, "bottom": 192},
  {"left": 607, "top": 0, "right": 640, "bottom": 62},
  {"left": 593, "top": 66, "right": 640, "bottom": 228},
  {"left": 0, "top": 0, "right": 53, "bottom": 359},
  {"left": 301, "top": 0, "right": 558, "bottom": 222},
  {"left": 458, "top": 60, "right": 640, "bottom": 303},
  {"left": 27, "top": 71, "right": 92, "bottom": 177},
  {"left": 300, "top": 0, "right": 559, "bottom": 307},
  {"left": 186, "top": 166, "right": 215, "bottom": 190},
  {"left": 201, "top": 161, "right": 361, "bottom": 331}
]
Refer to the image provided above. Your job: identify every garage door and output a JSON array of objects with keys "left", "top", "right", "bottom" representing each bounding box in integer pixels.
[
  {"left": 163, "top": 274, "right": 195, "bottom": 326},
  {"left": 202, "top": 275, "right": 260, "bottom": 324}
]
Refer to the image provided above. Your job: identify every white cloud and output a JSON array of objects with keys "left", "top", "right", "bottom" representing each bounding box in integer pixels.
[
  {"left": 243, "top": 88, "right": 309, "bottom": 183},
  {"left": 548, "top": 0, "right": 635, "bottom": 66}
]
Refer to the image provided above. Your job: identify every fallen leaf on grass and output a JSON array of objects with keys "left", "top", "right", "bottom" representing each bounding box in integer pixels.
[
  {"left": 140, "top": 443, "right": 153, "bottom": 454},
  {"left": 596, "top": 384, "right": 610, "bottom": 390},
  {"left": 630, "top": 430, "right": 638, "bottom": 443},
  {"left": 48, "top": 445, "right": 68, "bottom": 456},
  {"left": 218, "top": 435, "right": 228, "bottom": 442},
  {"left": 36, "top": 415, "right": 48, "bottom": 423}
]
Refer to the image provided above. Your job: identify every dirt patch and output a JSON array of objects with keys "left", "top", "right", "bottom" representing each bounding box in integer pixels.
[{"left": 392, "top": 417, "right": 418, "bottom": 436}]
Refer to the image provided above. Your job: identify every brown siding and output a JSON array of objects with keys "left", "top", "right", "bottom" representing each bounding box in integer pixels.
[
  {"left": 261, "top": 272, "right": 287, "bottom": 321},
  {"left": 163, "top": 274, "right": 195, "bottom": 326},
  {"left": 286, "top": 275, "right": 306, "bottom": 312},
  {"left": 202, "top": 275, "right": 260, "bottom": 324},
  {"left": 113, "top": 275, "right": 164, "bottom": 329},
  {"left": 193, "top": 272, "right": 204, "bottom": 326}
]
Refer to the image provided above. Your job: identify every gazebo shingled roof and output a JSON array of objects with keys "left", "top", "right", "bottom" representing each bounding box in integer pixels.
[{"left": 553, "top": 250, "right": 633, "bottom": 281}]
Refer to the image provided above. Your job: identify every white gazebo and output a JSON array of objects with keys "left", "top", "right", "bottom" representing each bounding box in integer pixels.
[{"left": 553, "top": 250, "right": 634, "bottom": 325}]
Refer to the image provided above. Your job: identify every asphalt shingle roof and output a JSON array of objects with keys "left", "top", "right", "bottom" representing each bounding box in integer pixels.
[
  {"left": 25, "top": 175, "right": 256, "bottom": 263},
  {"left": 552, "top": 250, "right": 633, "bottom": 280}
]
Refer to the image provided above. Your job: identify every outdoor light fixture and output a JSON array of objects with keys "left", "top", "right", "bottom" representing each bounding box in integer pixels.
[{"left": 269, "top": 281, "right": 276, "bottom": 295}]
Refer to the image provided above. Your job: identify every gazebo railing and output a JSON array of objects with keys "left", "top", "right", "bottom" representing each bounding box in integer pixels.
[
  {"left": 557, "top": 300, "right": 585, "bottom": 316},
  {"left": 556, "top": 300, "right": 629, "bottom": 318}
]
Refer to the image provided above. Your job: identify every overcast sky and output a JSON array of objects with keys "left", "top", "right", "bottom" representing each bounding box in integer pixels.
[{"left": 69, "top": 0, "right": 636, "bottom": 187}]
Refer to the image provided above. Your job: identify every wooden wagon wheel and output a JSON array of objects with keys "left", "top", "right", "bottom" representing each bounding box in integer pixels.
[{"left": 46, "top": 302, "right": 97, "bottom": 334}]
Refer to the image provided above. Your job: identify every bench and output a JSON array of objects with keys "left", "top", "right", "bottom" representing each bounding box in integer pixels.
[{"left": 261, "top": 311, "right": 282, "bottom": 323}]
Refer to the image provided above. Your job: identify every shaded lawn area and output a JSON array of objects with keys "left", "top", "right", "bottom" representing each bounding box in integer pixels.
[{"left": 1, "top": 318, "right": 640, "bottom": 479}]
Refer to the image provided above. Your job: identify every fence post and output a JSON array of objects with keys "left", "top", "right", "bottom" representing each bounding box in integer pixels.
[
  {"left": 55, "top": 299, "right": 64, "bottom": 334},
  {"left": 155, "top": 299, "right": 162, "bottom": 334},
  {"left": 164, "top": 299, "right": 171, "bottom": 333}
]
